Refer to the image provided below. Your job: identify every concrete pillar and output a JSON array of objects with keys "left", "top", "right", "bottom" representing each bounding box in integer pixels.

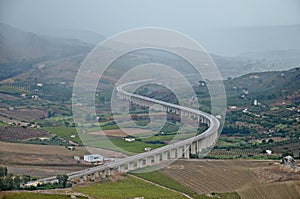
[
  {"left": 146, "top": 157, "right": 152, "bottom": 165},
  {"left": 184, "top": 145, "right": 190, "bottom": 159},
  {"left": 162, "top": 151, "right": 168, "bottom": 160},
  {"left": 102, "top": 171, "right": 106, "bottom": 178},
  {"left": 95, "top": 171, "right": 99, "bottom": 178},
  {"left": 197, "top": 140, "right": 202, "bottom": 152},
  {"left": 163, "top": 106, "right": 167, "bottom": 111},
  {"left": 128, "top": 162, "right": 134, "bottom": 170},
  {"left": 118, "top": 165, "right": 126, "bottom": 173},
  {"left": 137, "top": 159, "right": 143, "bottom": 168},
  {"left": 177, "top": 146, "right": 183, "bottom": 158},
  {"left": 170, "top": 149, "right": 176, "bottom": 159},
  {"left": 79, "top": 177, "right": 83, "bottom": 183},
  {"left": 90, "top": 174, "right": 95, "bottom": 181},
  {"left": 154, "top": 154, "right": 160, "bottom": 163},
  {"left": 106, "top": 168, "right": 112, "bottom": 176},
  {"left": 191, "top": 142, "right": 196, "bottom": 154},
  {"left": 83, "top": 175, "right": 87, "bottom": 181}
]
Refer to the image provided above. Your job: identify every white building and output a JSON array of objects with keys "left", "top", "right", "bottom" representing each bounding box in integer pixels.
[
  {"left": 125, "top": 138, "right": 135, "bottom": 142},
  {"left": 254, "top": 99, "right": 258, "bottom": 106},
  {"left": 84, "top": 154, "right": 103, "bottom": 163},
  {"left": 266, "top": 150, "right": 272, "bottom": 155}
]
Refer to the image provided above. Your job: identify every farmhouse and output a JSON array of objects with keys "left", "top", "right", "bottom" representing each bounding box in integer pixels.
[
  {"left": 265, "top": 150, "right": 272, "bottom": 155},
  {"left": 84, "top": 154, "right": 103, "bottom": 163},
  {"left": 124, "top": 137, "right": 135, "bottom": 142}
]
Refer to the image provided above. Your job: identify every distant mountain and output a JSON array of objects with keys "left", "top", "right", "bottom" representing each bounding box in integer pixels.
[
  {"left": 0, "top": 23, "right": 94, "bottom": 81},
  {"left": 239, "top": 49, "right": 300, "bottom": 68},
  {"left": 225, "top": 67, "right": 300, "bottom": 105},
  {"left": 30, "top": 28, "right": 106, "bottom": 45},
  {"left": 0, "top": 23, "right": 93, "bottom": 64},
  {"left": 211, "top": 50, "right": 300, "bottom": 79}
]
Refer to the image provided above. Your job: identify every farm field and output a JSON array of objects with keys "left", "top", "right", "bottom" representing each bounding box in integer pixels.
[
  {"left": 0, "top": 173, "right": 240, "bottom": 199},
  {"left": 0, "top": 141, "right": 126, "bottom": 177},
  {"left": 74, "top": 175, "right": 189, "bottom": 199},
  {"left": 132, "top": 171, "right": 240, "bottom": 199},
  {"left": 0, "top": 126, "right": 49, "bottom": 141},
  {"left": 0, "top": 108, "right": 48, "bottom": 122},
  {"left": 161, "top": 159, "right": 300, "bottom": 199}
]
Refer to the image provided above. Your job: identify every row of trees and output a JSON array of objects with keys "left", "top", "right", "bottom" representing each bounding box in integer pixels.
[
  {"left": 0, "top": 166, "right": 70, "bottom": 191},
  {"left": 0, "top": 166, "right": 31, "bottom": 191}
]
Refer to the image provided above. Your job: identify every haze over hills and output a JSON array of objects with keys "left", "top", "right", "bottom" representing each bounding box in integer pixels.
[
  {"left": 1, "top": 23, "right": 300, "bottom": 83},
  {"left": 0, "top": 23, "right": 93, "bottom": 64},
  {"left": 0, "top": 23, "right": 96, "bottom": 81},
  {"left": 28, "top": 27, "right": 106, "bottom": 45},
  {"left": 196, "top": 24, "right": 300, "bottom": 56}
]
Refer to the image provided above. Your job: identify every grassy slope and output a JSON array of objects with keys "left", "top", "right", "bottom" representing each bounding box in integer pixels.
[
  {"left": 132, "top": 170, "right": 240, "bottom": 199},
  {"left": 74, "top": 175, "right": 188, "bottom": 199}
]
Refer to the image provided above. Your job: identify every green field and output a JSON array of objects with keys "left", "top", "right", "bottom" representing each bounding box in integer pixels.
[
  {"left": 132, "top": 170, "right": 199, "bottom": 198},
  {"left": 45, "top": 126, "right": 82, "bottom": 145},
  {"left": 74, "top": 175, "right": 188, "bottom": 199},
  {"left": 81, "top": 134, "right": 165, "bottom": 154},
  {"left": 0, "top": 121, "right": 10, "bottom": 127}
]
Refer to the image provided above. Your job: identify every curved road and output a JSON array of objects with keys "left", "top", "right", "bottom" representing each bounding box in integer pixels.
[{"left": 26, "top": 80, "right": 220, "bottom": 186}]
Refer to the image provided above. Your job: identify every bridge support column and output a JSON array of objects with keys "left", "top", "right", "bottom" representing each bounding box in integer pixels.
[
  {"left": 184, "top": 145, "right": 190, "bottom": 159},
  {"left": 90, "top": 174, "right": 95, "bottom": 181},
  {"left": 102, "top": 171, "right": 106, "bottom": 178},
  {"left": 177, "top": 146, "right": 183, "bottom": 158},
  {"left": 94, "top": 171, "right": 99, "bottom": 178},
  {"left": 79, "top": 177, "right": 83, "bottom": 183},
  {"left": 162, "top": 151, "right": 169, "bottom": 160},
  {"left": 118, "top": 165, "right": 126, "bottom": 173},
  {"left": 146, "top": 157, "right": 152, "bottom": 165},
  {"left": 196, "top": 140, "right": 201, "bottom": 152},
  {"left": 106, "top": 168, "right": 112, "bottom": 176},
  {"left": 170, "top": 149, "right": 176, "bottom": 159},
  {"left": 137, "top": 159, "right": 143, "bottom": 168},
  {"left": 162, "top": 151, "right": 168, "bottom": 160},
  {"left": 128, "top": 162, "right": 134, "bottom": 170},
  {"left": 191, "top": 142, "right": 196, "bottom": 155},
  {"left": 154, "top": 154, "right": 160, "bottom": 163}
]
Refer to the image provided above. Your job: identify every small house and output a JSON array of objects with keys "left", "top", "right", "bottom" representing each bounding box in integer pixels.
[
  {"left": 84, "top": 154, "right": 103, "bottom": 163},
  {"left": 266, "top": 150, "right": 272, "bottom": 155},
  {"left": 125, "top": 138, "right": 135, "bottom": 142}
]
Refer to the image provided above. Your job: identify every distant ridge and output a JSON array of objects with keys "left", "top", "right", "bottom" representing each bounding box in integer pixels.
[{"left": 0, "top": 23, "right": 93, "bottom": 64}]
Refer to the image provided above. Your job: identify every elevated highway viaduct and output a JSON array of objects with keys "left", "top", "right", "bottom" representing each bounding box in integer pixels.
[{"left": 26, "top": 80, "right": 220, "bottom": 186}]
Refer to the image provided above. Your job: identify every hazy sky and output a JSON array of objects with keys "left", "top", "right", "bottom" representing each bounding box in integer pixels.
[
  {"left": 1, "top": 0, "right": 300, "bottom": 36},
  {"left": 1, "top": 0, "right": 300, "bottom": 56}
]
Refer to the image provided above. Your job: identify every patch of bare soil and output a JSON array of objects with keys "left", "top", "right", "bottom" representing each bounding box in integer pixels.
[
  {"left": 0, "top": 141, "right": 126, "bottom": 177},
  {"left": 0, "top": 126, "right": 49, "bottom": 141},
  {"left": 0, "top": 108, "right": 48, "bottom": 121},
  {"left": 163, "top": 159, "right": 300, "bottom": 199},
  {"left": 251, "top": 164, "right": 300, "bottom": 183}
]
